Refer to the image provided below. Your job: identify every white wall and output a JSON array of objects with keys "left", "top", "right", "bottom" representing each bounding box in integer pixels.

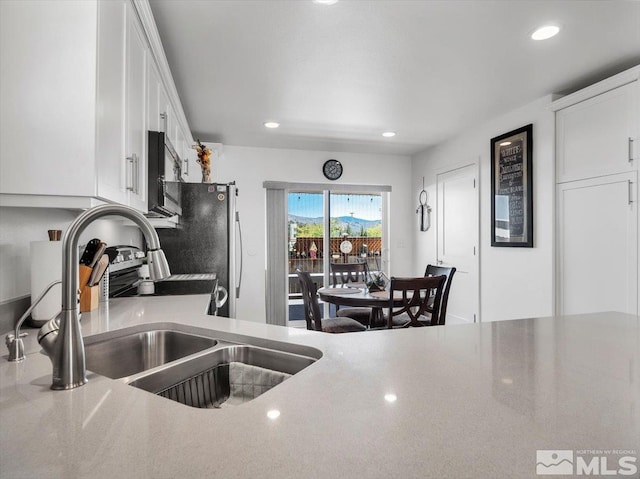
[
  {"left": 0, "top": 207, "right": 142, "bottom": 303},
  {"left": 412, "top": 95, "right": 555, "bottom": 321},
  {"left": 212, "top": 144, "right": 413, "bottom": 323}
]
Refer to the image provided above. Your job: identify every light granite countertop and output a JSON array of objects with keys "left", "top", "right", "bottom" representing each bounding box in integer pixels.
[{"left": 1, "top": 295, "right": 638, "bottom": 478}]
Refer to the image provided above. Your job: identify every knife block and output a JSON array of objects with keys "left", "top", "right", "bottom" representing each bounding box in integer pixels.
[{"left": 80, "top": 286, "right": 99, "bottom": 312}]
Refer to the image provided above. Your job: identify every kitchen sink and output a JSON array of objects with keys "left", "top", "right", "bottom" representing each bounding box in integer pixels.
[
  {"left": 128, "top": 344, "right": 317, "bottom": 408},
  {"left": 83, "top": 323, "right": 321, "bottom": 407},
  {"left": 85, "top": 329, "right": 218, "bottom": 379}
]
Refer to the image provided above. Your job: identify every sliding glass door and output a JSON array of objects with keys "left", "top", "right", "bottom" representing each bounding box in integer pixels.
[{"left": 287, "top": 190, "right": 384, "bottom": 323}]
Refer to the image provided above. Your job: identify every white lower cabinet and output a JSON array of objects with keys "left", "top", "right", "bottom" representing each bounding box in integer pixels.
[{"left": 557, "top": 172, "right": 638, "bottom": 315}]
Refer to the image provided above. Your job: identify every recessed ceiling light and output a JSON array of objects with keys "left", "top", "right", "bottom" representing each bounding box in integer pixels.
[
  {"left": 264, "top": 121, "right": 280, "bottom": 129},
  {"left": 313, "top": 0, "right": 338, "bottom": 4},
  {"left": 531, "top": 25, "right": 560, "bottom": 41},
  {"left": 382, "top": 131, "right": 396, "bottom": 138}
]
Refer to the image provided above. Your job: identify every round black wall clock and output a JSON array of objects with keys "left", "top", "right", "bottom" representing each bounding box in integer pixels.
[{"left": 323, "top": 159, "right": 343, "bottom": 180}]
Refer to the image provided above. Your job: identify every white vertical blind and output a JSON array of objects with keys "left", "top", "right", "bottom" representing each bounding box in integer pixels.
[{"left": 265, "top": 188, "right": 287, "bottom": 325}]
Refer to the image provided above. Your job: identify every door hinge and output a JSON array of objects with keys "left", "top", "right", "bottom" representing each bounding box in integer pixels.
[
  {"left": 473, "top": 313, "right": 477, "bottom": 323},
  {"left": 473, "top": 246, "right": 476, "bottom": 255},
  {"left": 473, "top": 179, "right": 476, "bottom": 188}
]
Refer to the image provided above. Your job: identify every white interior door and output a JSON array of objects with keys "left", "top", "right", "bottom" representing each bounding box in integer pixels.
[
  {"left": 437, "top": 164, "right": 479, "bottom": 323},
  {"left": 557, "top": 172, "right": 638, "bottom": 315}
]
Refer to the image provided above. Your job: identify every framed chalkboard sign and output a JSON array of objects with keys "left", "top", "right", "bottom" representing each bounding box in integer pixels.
[{"left": 490, "top": 124, "right": 533, "bottom": 247}]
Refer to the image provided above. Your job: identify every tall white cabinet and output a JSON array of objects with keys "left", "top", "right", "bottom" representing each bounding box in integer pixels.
[
  {"left": 553, "top": 67, "right": 640, "bottom": 316},
  {"left": 0, "top": 0, "right": 194, "bottom": 211}
]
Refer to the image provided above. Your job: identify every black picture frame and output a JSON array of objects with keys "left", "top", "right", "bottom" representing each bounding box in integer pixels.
[{"left": 490, "top": 124, "right": 533, "bottom": 247}]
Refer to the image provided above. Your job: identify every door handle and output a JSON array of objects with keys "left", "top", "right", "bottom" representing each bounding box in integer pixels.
[
  {"left": 629, "top": 137, "right": 635, "bottom": 163},
  {"left": 629, "top": 180, "right": 634, "bottom": 205}
]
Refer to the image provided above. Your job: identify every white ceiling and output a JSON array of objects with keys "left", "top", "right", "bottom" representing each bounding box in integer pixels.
[{"left": 149, "top": 0, "right": 640, "bottom": 156}]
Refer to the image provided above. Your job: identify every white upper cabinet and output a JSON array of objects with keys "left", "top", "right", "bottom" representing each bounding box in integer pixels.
[
  {"left": 95, "top": 0, "right": 127, "bottom": 206},
  {"left": 555, "top": 78, "right": 639, "bottom": 183},
  {"left": 166, "top": 102, "right": 178, "bottom": 150},
  {"left": 0, "top": 1, "right": 100, "bottom": 202},
  {"left": 175, "top": 127, "right": 190, "bottom": 181},
  {"left": 146, "top": 60, "right": 162, "bottom": 134},
  {"left": 124, "top": 1, "right": 148, "bottom": 212},
  {"left": 0, "top": 0, "right": 193, "bottom": 211},
  {"left": 158, "top": 83, "right": 169, "bottom": 134}
]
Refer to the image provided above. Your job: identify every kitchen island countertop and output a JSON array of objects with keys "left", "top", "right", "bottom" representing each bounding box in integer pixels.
[{"left": 1, "top": 294, "right": 638, "bottom": 478}]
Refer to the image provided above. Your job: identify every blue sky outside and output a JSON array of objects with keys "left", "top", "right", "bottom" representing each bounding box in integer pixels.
[{"left": 288, "top": 192, "right": 382, "bottom": 221}]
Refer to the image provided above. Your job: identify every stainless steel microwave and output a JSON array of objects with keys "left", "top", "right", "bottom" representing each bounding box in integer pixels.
[{"left": 147, "top": 131, "right": 183, "bottom": 217}]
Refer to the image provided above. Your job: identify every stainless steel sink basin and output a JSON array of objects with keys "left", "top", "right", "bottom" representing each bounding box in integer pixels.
[
  {"left": 128, "top": 344, "right": 316, "bottom": 408},
  {"left": 83, "top": 323, "right": 321, "bottom": 408},
  {"left": 85, "top": 329, "right": 218, "bottom": 379}
]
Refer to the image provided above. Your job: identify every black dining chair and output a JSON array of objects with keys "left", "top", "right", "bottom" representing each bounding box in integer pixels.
[
  {"left": 386, "top": 275, "right": 446, "bottom": 328},
  {"left": 330, "top": 262, "right": 373, "bottom": 326},
  {"left": 296, "top": 269, "right": 366, "bottom": 333},
  {"left": 424, "top": 265, "right": 456, "bottom": 325}
]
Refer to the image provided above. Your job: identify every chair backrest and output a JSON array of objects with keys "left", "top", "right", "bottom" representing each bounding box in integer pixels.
[
  {"left": 330, "top": 262, "right": 367, "bottom": 286},
  {"left": 387, "top": 275, "right": 446, "bottom": 328},
  {"left": 424, "top": 265, "right": 456, "bottom": 324},
  {"left": 296, "top": 269, "right": 323, "bottom": 331}
]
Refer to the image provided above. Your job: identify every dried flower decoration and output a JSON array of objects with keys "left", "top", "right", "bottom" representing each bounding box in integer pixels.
[{"left": 193, "top": 139, "right": 212, "bottom": 183}]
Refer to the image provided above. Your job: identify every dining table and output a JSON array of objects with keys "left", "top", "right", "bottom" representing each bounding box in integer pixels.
[{"left": 317, "top": 283, "right": 403, "bottom": 328}]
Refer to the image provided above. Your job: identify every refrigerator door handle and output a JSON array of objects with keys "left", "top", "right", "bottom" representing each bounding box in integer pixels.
[{"left": 235, "top": 211, "right": 243, "bottom": 299}]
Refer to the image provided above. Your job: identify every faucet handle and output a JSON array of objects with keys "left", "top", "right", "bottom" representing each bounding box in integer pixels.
[{"left": 6, "top": 332, "right": 28, "bottom": 340}]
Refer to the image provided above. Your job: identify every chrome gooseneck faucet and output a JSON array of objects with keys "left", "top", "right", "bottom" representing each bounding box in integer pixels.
[{"left": 41, "top": 204, "right": 171, "bottom": 390}]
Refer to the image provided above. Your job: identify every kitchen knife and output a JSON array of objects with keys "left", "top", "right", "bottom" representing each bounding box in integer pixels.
[
  {"left": 88, "top": 254, "right": 109, "bottom": 286},
  {"left": 104, "top": 247, "right": 119, "bottom": 264},
  {"left": 89, "top": 242, "right": 107, "bottom": 268},
  {"left": 79, "top": 238, "right": 101, "bottom": 265}
]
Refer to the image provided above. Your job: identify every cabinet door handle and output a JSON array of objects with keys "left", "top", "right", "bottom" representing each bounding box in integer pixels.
[
  {"left": 629, "top": 180, "right": 633, "bottom": 205},
  {"left": 160, "top": 112, "right": 167, "bottom": 133},
  {"left": 183, "top": 158, "right": 189, "bottom": 176},
  {"left": 134, "top": 154, "right": 140, "bottom": 195},
  {"left": 126, "top": 156, "right": 135, "bottom": 191},
  {"left": 629, "top": 137, "right": 635, "bottom": 163}
]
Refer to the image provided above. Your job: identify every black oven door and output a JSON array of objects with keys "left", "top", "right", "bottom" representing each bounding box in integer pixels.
[{"left": 109, "top": 267, "right": 141, "bottom": 298}]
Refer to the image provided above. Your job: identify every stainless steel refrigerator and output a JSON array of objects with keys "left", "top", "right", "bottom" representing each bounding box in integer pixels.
[{"left": 156, "top": 182, "right": 241, "bottom": 317}]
